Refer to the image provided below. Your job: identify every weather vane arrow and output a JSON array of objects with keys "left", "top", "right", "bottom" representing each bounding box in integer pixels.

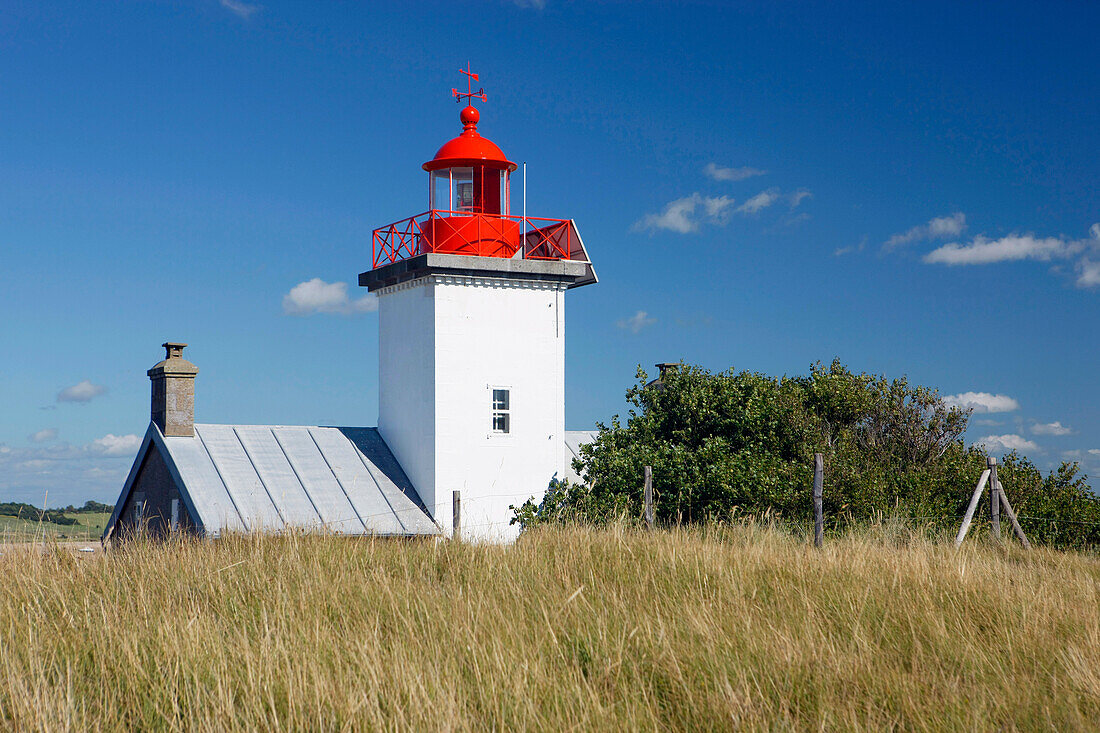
[{"left": 452, "top": 63, "right": 487, "bottom": 104}]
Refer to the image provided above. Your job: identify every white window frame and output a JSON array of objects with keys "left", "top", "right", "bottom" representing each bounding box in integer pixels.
[
  {"left": 132, "top": 492, "right": 146, "bottom": 526},
  {"left": 489, "top": 385, "right": 512, "bottom": 437}
]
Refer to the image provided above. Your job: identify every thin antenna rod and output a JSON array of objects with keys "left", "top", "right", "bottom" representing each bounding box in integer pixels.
[{"left": 522, "top": 162, "right": 527, "bottom": 260}]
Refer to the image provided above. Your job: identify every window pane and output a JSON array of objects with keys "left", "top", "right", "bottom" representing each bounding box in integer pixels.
[
  {"left": 431, "top": 171, "right": 450, "bottom": 211},
  {"left": 492, "top": 389, "right": 509, "bottom": 410},
  {"left": 492, "top": 412, "right": 510, "bottom": 433},
  {"left": 449, "top": 168, "right": 473, "bottom": 211},
  {"left": 456, "top": 182, "right": 474, "bottom": 210}
]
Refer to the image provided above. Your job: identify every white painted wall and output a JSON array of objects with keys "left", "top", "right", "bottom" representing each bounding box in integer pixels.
[
  {"left": 377, "top": 273, "right": 567, "bottom": 541},
  {"left": 377, "top": 279, "right": 437, "bottom": 525}
]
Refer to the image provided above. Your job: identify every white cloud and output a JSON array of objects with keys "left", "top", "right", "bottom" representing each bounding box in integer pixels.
[
  {"left": 634, "top": 195, "right": 702, "bottom": 234},
  {"left": 616, "top": 310, "right": 656, "bottom": 334},
  {"left": 1031, "top": 421, "right": 1073, "bottom": 436},
  {"left": 736, "top": 189, "right": 781, "bottom": 214},
  {"left": 703, "top": 163, "right": 766, "bottom": 182},
  {"left": 927, "top": 213, "right": 968, "bottom": 238},
  {"left": 0, "top": 436, "right": 137, "bottom": 463},
  {"left": 633, "top": 194, "right": 737, "bottom": 234},
  {"left": 924, "top": 233, "right": 1083, "bottom": 266},
  {"left": 0, "top": 434, "right": 145, "bottom": 505},
  {"left": 884, "top": 212, "right": 966, "bottom": 251},
  {"left": 1088, "top": 448, "right": 1100, "bottom": 456},
  {"left": 219, "top": 0, "right": 260, "bottom": 19},
  {"left": 283, "top": 278, "right": 378, "bottom": 316},
  {"left": 1075, "top": 224, "right": 1100, "bottom": 287},
  {"left": 1077, "top": 258, "right": 1100, "bottom": 288},
  {"left": 57, "top": 380, "right": 107, "bottom": 404},
  {"left": 942, "top": 392, "right": 1020, "bottom": 414},
  {"left": 702, "top": 195, "right": 735, "bottom": 221},
  {"left": 29, "top": 428, "right": 58, "bottom": 443},
  {"left": 920, "top": 223, "right": 1100, "bottom": 289},
  {"left": 635, "top": 187, "right": 806, "bottom": 233},
  {"left": 978, "top": 434, "right": 1041, "bottom": 455},
  {"left": 834, "top": 237, "right": 867, "bottom": 257},
  {"left": 91, "top": 434, "right": 142, "bottom": 457},
  {"left": 788, "top": 190, "right": 812, "bottom": 209}
]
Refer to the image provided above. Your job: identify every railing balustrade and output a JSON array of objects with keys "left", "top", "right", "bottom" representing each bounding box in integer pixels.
[{"left": 372, "top": 210, "right": 577, "bottom": 268}]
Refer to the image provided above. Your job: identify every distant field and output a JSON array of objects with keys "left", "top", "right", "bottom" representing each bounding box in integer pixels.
[
  {"left": 2, "top": 522, "right": 1100, "bottom": 730},
  {"left": 0, "top": 512, "right": 109, "bottom": 542}
]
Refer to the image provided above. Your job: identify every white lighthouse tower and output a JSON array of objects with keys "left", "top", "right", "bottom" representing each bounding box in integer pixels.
[{"left": 359, "top": 67, "right": 597, "bottom": 541}]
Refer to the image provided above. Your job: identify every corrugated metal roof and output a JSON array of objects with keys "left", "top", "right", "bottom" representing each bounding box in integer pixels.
[{"left": 164, "top": 425, "right": 438, "bottom": 537}]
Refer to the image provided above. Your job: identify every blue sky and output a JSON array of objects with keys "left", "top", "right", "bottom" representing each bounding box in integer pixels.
[{"left": 2, "top": 0, "right": 1098, "bottom": 506}]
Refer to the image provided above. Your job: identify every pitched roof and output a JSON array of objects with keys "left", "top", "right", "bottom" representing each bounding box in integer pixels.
[{"left": 106, "top": 423, "right": 439, "bottom": 538}]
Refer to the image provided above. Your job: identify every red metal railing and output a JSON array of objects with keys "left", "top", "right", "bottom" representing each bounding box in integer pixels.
[{"left": 372, "top": 210, "right": 578, "bottom": 269}]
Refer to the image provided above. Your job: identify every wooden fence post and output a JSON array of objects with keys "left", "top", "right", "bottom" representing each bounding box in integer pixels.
[
  {"left": 988, "top": 457, "right": 1001, "bottom": 540},
  {"left": 644, "top": 466, "right": 654, "bottom": 529},
  {"left": 954, "top": 469, "right": 991, "bottom": 547},
  {"left": 995, "top": 480, "right": 1031, "bottom": 549},
  {"left": 813, "top": 453, "right": 824, "bottom": 548},
  {"left": 452, "top": 490, "right": 461, "bottom": 542}
]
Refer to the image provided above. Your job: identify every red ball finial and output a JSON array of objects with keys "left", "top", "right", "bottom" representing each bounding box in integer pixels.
[{"left": 460, "top": 105, "right": 479, "bottom": 130}]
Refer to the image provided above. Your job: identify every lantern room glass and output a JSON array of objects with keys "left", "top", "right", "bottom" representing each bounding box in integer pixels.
[{"left": 430, "top": 167, "right": 509, "bottom": 216}]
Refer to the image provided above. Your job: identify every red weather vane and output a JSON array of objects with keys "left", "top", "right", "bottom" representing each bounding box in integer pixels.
[{"left": 452, "top": 64, "right": 487, "bottom": 105}]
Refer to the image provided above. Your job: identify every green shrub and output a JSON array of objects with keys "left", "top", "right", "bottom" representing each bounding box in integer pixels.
[{"left": 514, "top": 360, "right": 1099, "bottom": 549}]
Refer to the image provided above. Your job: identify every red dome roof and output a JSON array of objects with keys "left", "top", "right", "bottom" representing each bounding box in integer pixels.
[{"left": 423, "top": 105, "right": 517, "bottom": 172}]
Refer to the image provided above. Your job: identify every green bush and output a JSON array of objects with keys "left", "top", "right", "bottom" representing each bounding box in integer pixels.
[{"left": 513, "top": 361, "right": 1100, "bottom": 549}]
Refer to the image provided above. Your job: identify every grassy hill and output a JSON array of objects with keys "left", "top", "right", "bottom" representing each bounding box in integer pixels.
[
  {"left": 0, "top": 511, "right": 110, "bottom": 542},
  {"left": 1, "top": 523, "right": 1099, "bottom": 730}
]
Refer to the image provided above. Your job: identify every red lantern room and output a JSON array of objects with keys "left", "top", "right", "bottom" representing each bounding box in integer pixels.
[
  {"left": 422, "top": 75, "right": 519, "bottom": 257},
  {"left": 370, "top": 67, "right": 595, "bottom": 273}
]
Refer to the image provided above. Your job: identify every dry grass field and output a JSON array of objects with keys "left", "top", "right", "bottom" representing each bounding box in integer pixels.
[{"left": 2, "top": 522, "right": 1099, "bottom": 731}]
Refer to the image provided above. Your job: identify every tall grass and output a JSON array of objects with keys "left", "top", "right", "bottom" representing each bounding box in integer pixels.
[{"left": 2, "top": 523, "right": 1100, "bottom": 730}]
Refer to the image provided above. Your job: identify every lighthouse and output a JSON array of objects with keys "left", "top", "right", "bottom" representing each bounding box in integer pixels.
[
  {"left": 359, "top": 67, "right": 597, "bottom": 541},
  {"left": 104, "top": 68, "right": 595, "bottom": 543}
]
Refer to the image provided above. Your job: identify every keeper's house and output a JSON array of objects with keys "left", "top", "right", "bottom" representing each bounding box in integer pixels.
[{"left": 103, "top": 343, "right": 441, "bottom": 540}]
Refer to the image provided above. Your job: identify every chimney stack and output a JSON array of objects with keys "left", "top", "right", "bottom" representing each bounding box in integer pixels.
[
  {"left": 148, "top": 342, "right": 199, "bottom": 437},
  {"left": 645, "top": 362, "right": 679, "bottom": 392}
]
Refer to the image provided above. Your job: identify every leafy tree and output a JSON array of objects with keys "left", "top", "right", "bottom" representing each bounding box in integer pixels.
[
  {"left": 514, "top": 361, "right": 1099, "bottom": 549},
  {"left": 0, "top": 502, "right": 78, "bottom": 525},
  {"left": 76, "top": 500, "right": 113, "bottom": 514}
]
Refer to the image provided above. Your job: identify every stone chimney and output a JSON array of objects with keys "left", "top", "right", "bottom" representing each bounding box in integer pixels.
[
  {"left": 645, "top": 362, "right": 679, "bottom": 392},
  {"left": 148, "top": 342, "right": 199, "bottom": 437}
]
